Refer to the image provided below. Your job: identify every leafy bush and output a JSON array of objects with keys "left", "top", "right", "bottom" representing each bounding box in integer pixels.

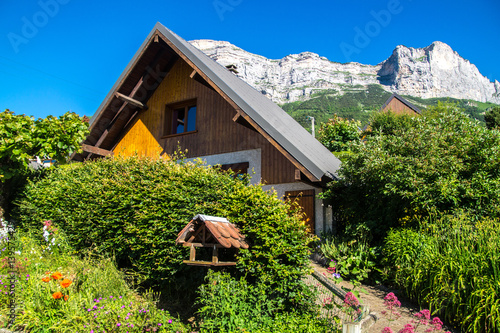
[
  {"left": 383, "top": 213, "right": 500, "bottom": 332},
  {"left": 485, "top": 106, "right": 500, "bottom": 129},
  {"left": 323, "top": 102, "right": 500, "bottom": 240},
  {"left": 0, "top": 109, "right": 88, "bottom": 217},
  {"left": 13, "top": 156, "right": 312, "bottom": 310},
  {"left": 196, "top": 270, "right": 333, "bottom": 333},
  {"left": 317, "top": 115, "right": 361, "bottom": 152},
  {"left": 367, "top": 110, "right": 416, "bottom": 136},
  {"left": 319, "top": 237, "right": 376, "bottom": 285}
]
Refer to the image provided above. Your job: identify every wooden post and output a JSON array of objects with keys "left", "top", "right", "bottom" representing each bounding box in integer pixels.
[
  {"left": 212, "top": 245, "right": 218, "bottom": 264},
  {"left": 190, "top": 245, "right": 196, "bottom": 262}
]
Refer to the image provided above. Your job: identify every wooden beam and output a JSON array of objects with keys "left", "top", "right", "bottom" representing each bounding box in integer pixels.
[
  {"left": 156, "top": 33, "right": 320, "bottom": 182},
  {"left": 82, "top": 144, "right": 114, "bottom": 157},
  {"left": 189, "top": 69, "right": 197, "bottom": 79},
  {"left": 115, "top": 92, "right": 148, "bottom": 110}
]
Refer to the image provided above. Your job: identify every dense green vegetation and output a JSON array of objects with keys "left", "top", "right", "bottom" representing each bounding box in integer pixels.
[
  {"left": 11, "top": 156, "right": 332, "bottom": 331},
  {"left": 0, "top": 228, "right": 188, "bottom": 332},
  {"left": 0, "top": 109, "right": 88, "bottom": 219},
  {"left": 319, "top": 102, "right": 500, "bottom": 332},
  {"left": 282, "top": 84, "right": 498, "bottom": 132},
  {"left": 317, "top": 115, "right": 361, "bottom": 152},
  {"left": 485, "top": 106, "right": 500, "bottom": 129},
  {"left": 384, "top": 214, "right": 500, "bottom": 332},
  {"left": 323, "top": 102, "right": 500, "bottom": 241}
]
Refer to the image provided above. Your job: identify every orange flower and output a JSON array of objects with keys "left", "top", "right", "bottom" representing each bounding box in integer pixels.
[
  {"left": 60, "top": 279, "right": 72, "bottom": 288},
  {"left": 41, "top": 276, "right": 50, "bottom": 283},
  {"left": 52, "top": 291, "right": 63, "bottom": 299},
  {"left": 51, "top": 272, "right": 63, "bottom": 280},
  {"left": 63, "top": 295, "right": 69, "bottom": 301}
]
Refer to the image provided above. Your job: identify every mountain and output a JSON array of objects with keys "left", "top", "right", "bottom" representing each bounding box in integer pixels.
[{"left": 189, "top": 40, "right": 500, "bottom": 106}]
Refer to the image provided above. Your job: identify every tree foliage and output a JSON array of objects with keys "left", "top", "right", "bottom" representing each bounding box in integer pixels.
[
  {"left": 317, "top": 114, "right": 361, "bottom": 152},
  {"left": 485, "top": 106, "right": 500, "bottom": 130},
  {"left": 323, "top": 102, "right": 500, "bottom": 240},
  {"left": 0, "top": 109, "right": 89, "bottom": 181},
  {"left": 0, "top": 109, "right": 89, "bottom": 217},
  {"left": 368, "top": 110, "right": 417, "bottom": 136}
]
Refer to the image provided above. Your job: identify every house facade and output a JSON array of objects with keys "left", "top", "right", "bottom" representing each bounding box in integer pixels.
[{"left": 72, "top": 23, "right": 341, "bottom": 235}]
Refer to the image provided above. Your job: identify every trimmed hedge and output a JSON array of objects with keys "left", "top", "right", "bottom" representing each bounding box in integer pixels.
[{"left": 13, "top": 156, "right": 312, "bottom": 308}]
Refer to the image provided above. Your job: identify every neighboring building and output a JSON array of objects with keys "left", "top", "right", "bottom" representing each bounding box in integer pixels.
[
  {"left": 28, "top": 157, "right": 56, "bottom": 170},
  {"left": 72, "top": 23, "right": 341, "bottom": 234},
  {"left": 380, "top": 93, "right": 421, "bottom": 115}
]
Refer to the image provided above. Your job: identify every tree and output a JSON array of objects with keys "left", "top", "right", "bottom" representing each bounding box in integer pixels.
[
  {"left": 367, "top": 110, "right": 416, "bottom": 136},
  {"left": 0, "top": 109, "right": 89, "bottom": 217},
  {"left": 323, "top": 102, "right": 500, "bottom": 241},
  {"left": 317, "top": 114, "right": 361, "bottom": 152},
  {"left": 484, "top": 106, "right": 500, "bottom": 129}
]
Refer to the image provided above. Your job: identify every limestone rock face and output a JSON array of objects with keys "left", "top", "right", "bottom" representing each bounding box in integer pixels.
[
  {"left": 190, "top": 40, "right": 500, "bottom": 104},
  {"left": 378, "top": 41, "right": 500, "bottom": 103}
]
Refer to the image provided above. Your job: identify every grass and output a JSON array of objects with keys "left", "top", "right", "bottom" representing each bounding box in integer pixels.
[{"left": 0, "top": 226, "right": 189, "bottom": 332}]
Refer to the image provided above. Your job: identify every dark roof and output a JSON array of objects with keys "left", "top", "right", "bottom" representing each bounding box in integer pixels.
[
  {"left": 81, "top": 22, "right": 341, "bottom": 181},
  {"left": 380, "top": 93, "right": 421, "bottom": 114}
]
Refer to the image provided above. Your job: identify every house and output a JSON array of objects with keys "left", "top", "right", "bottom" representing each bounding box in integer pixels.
[
  {"left": 380, "top": 93, "right": 421, "bottom": 115},
  {"left": 71, "top": 23, "right": 341, "bottom": 235}
]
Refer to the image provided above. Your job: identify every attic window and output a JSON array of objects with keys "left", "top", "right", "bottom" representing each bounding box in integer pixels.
[{"left": 164, "top": 99, "right": 197, "bottom": 137}]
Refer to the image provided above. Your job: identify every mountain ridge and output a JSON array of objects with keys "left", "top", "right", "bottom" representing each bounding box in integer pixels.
[{"left": 189, "top": 39, "right": 500, "bottom": 106}]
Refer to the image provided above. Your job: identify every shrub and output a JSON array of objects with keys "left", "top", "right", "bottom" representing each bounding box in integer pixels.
[
  {"left": 317, "top": 114, "right": 361, "bottom": 152},
  {"left": 196, "top": 270, "right": 333, "bottom": 333},
  {"left": 383, "top": 213, "right": 500, "bottom": 332},
  {"left": 13, "top": 156, "right": 312, "bottom": 310},
  {"left": 319, "top": 237, "right": 376, "bottom": 285},
  {"left": 323, "top": 102, "right": 500, "bottom": 240},
  {"left": 368, "top": 110, "right": 416, "bottom": 136}
]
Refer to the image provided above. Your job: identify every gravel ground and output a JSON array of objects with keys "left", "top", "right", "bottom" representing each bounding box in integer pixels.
[{"left": 309, "top": 261, "right": 461, "bottom": 333}]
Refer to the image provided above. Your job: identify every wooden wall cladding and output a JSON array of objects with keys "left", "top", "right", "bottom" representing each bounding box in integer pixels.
[{"left": 113, "top": 58, "right": 297, "bottom": 185}]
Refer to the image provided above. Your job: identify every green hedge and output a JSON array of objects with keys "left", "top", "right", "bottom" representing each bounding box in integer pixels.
[{"left": 13, "top": 156, "right": 312, "bottom": 309}]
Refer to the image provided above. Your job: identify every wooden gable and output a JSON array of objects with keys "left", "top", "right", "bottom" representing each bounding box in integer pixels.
[
  {"left": 380, "top": 93, "right": 421, "bottom": 115},
  {"left": 74, "top": 23, "right": 341, "bottom": 186}
]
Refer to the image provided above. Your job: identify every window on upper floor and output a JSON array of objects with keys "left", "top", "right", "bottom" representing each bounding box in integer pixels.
[{"left": 164, "top": 99, "right": 197, "bottom": 137}]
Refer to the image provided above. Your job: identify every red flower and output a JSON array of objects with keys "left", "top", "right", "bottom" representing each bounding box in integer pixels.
[{"left": 41, "top": 276, "right": 50, "bottom": 283}]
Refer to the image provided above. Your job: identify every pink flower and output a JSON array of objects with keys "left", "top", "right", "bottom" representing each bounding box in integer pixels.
[
  {"left": 398, "top": 323, "right": 415, "bottom": 333},
  {"left": 382, "top": 327, "right": 394, "bottom": 333},
  {"left": 343, "top": 292, "right": 360, "bottom": 307},
  {"left": 431, "top": 317, "right": 443, "bottom": 330}
]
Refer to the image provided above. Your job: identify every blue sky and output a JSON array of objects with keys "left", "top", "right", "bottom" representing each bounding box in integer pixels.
[{"left": 1, "top": 0, "right": 499, "bottom": 119}]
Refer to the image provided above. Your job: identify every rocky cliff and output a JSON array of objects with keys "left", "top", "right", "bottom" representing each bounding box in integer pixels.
[{"left": 190, "top": 40, "right": 500, "bottom": 105}]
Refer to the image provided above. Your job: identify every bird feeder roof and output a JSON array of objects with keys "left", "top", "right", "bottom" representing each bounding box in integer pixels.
[{"left": 176, "top": 215, "right": 249, "bottom": 249}]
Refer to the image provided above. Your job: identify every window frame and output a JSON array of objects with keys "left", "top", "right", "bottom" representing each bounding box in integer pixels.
[{"left": 163, "top": 99, "right": 198, "bottom": 138}]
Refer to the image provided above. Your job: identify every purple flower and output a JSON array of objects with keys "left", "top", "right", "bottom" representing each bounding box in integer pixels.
[
  {"left": 168, "top": 319, "right": 173, "bottom": 324},
  {"left": 117, "top": 323, "right": 121, "bottom": 327}
]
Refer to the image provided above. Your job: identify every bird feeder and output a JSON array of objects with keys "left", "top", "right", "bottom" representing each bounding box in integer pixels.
[{"left": 176, "top": 214, "right": 248, "bottom": 266}]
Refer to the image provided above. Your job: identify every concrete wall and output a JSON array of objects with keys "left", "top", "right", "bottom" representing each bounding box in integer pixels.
[{"left": 185, "top": 148, "right": 262, "bottom": 185}]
